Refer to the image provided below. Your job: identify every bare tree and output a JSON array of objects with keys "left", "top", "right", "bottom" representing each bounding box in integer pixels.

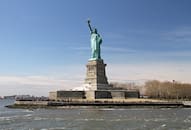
[{"left": 145, "top": 80, "right": 191, "bottom": 100}]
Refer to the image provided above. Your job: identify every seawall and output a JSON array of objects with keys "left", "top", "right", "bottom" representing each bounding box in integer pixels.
[{"left": 6, "top": 99, "right": 191, "bottom": 109}]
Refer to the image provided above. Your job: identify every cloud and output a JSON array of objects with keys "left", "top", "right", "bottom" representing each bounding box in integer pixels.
[
  {"left": 102, "top": 47, "right": 136, "bottom": 53},
  {"left": 103, "top": 32, "right": 127, "bottom": 40},
  {"left": 0, "top": 76, "right": 64, "bottom": 86},
  {"left": 70, "top": 46, "right": 89, "bottom": 51},
  {"left": 1, "top": 62, "right": 191, "bottom": 96},
  {"left": 0, "top": 75, "right": 83, "bottom": 96},
  {"left": 163, "top": 27, "right": 191, "bottom": 42},
  {"left": 70, "top": 45, "right": 136, "bottom": 54},
  {"left": 139, "top": 50, "right": 191, "bottom": 57},
  {"left": 107, "top": 62, "right": 191, "bottom": 84}
]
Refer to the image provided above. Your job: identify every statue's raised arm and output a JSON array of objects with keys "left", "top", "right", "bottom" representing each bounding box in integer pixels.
[{"left": 87, "top": 19, "right": 93, "bottom": 33}]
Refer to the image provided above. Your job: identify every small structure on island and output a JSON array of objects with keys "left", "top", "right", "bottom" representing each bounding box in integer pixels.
[{"left": 49, "top": 20, "right": 139, "bottom": 100}]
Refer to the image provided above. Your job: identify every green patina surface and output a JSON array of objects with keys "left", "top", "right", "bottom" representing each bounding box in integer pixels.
[{"left": 87, "top": 20, "right": 102, "bottom": 60}]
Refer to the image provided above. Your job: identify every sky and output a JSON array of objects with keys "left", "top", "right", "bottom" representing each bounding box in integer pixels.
[{"left": 0, "top": 0, "right": 191, "bottom": 96}]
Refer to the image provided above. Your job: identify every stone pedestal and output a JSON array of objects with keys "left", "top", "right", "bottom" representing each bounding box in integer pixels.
[{"left": 84, "top": 59, "right": 109, "bottom": 90}]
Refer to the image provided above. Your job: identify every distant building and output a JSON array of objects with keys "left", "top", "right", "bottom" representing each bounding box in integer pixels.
[{"left": 3, "top": 95, "right": 16, "bottom": 99}]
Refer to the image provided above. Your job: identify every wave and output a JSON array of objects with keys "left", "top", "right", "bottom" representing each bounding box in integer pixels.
[
  {"left": 40, "top": 127, "right": 66, "bottom": 130},
  {"left": 76, "top": 118, "right": 104, "bottom": 121}
]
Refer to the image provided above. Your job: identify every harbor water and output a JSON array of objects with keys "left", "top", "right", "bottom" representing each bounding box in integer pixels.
[{"left": 1, "top": 99, "right": 191, "bottom": 130}]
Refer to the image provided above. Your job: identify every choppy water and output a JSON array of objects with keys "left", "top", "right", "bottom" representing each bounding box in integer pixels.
[{"left": 1, "top": 99, "right": 191, "bottom": 130}]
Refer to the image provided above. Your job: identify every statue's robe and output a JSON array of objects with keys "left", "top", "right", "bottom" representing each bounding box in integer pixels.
[{"left": 91, "top": 33, "right": 102, "bottom": 59}]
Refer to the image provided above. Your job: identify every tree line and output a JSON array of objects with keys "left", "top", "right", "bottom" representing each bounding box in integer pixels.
[
  {"left": 145, "top": 80, "right": 191, "bottom": 99},
  {"left": 110, "top": 82, "right": 139, "bottom": 90}
]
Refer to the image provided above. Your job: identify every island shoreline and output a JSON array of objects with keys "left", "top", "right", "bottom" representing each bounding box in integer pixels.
[{"left": 5, "top": 99, "right": 191, "bottom": 109}]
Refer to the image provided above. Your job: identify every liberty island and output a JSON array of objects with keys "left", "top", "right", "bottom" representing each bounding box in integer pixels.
[
  {"left": 8, "top": 20, "right": 188, "bottom": 107},
  {"left": 49, "top": 20, "right": 139, "bottom": 100}
]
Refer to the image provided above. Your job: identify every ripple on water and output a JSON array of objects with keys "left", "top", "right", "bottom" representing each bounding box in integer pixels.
[
  {"left": 184, "top": 115, "right": 191, "bottom": 123},
  {"left": 1, "top": 99, "right": 191, "bottom": 130},
  {"left": 144, "top": 118, "right": 167, "bottom": 122},
  {"left": 49, "top": 127, "right": 66, "bottom": 130},
  {"left": 76, "top": 118, "right": 104, "bottom": 121},
  {"left": 0, "top": 116, "right": 12, "bottom": 121},
  {"left": 0, "top": 113, "right": 34, "bottom": 121},
  {"left": 34, "top": 117, "right": 49, "bottom": 121},
  {"left": 161, "top": 124, "right": 166, "bottom": 127},
  {"left": 39, "top": 127, "right": 66, "bottom": 130}
]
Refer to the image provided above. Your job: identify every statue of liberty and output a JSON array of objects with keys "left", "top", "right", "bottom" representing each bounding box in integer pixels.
[{"left": 87, "top": 20, "right": 102, "bottom": 60}]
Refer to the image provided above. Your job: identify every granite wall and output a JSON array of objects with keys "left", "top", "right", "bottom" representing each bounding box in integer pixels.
[
  {"left": 95, "top": 91, "right": 112, "bottom": 99},
  {"left": 49, "top": 90, "right": 140, "bottom": 100},
  {"left": 56, "top": 91, "right": 86, "bottom": 100}
]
